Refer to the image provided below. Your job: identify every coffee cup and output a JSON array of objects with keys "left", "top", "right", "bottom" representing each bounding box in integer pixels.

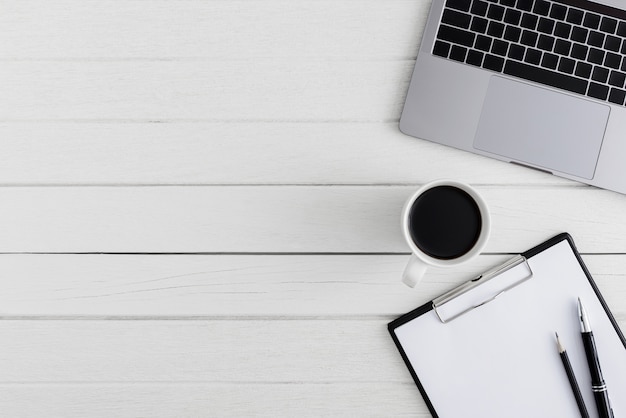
[{"left": 401, "top": 179, "right": 491, "bottom": 287}]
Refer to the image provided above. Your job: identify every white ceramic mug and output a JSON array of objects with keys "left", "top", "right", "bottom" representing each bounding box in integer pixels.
[{"left": 401, "top": 179, "right": 491, "bottom": 287}]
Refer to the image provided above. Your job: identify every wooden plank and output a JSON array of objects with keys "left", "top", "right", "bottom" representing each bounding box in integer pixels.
[
  {"left": 0, "top": 319, "right": 623, "bottom": 384},
  {"left": 0, "top": 61, "right": 411, "bottom": 121},
  {"left": 0, "top": 122, "right": 568, "bottom": 185},
  {"left": 0, "top": 320, "right": 412, "bottom": 383},
  {"left": 0, "top": 254, "right": 505, "bottom": 317},
  {"left": 0, "top": 254, "right": 624, "bottom": 318},
  {"left": 0, "top": 383, "right": 430, "bottom": 418},
  {"left": 0, "top": 186, "right": 624, "bottom": 253},
  {"left": 1, "top": 0, "right": 429, "bottom": 60}
]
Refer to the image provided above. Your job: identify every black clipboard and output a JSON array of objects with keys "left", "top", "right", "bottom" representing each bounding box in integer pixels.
[{"left": 388, "top": 233, "right": 626, "bottom": 417}]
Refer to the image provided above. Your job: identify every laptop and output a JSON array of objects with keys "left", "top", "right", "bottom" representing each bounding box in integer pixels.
[{"left": 400, "top": 0, "right": 626, "bottom": 194}]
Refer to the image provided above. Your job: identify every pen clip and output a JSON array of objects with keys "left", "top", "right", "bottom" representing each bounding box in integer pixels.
[{"left": 432, "top": 255, "right": 533, "bottom": 323}]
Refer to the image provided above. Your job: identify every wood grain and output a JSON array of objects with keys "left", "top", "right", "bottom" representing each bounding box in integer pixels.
[
  {"left": 0, "top": 186, "right": 624, "bottom": 253},
  {"left": 0, "top": 122, "right": 568, "bottom": 186},
  {"left": 0, "top": 254, "right": 624, "bottom": 318},
  {"left": 2, "top": 319, "right": 621, "bottom": 385},
  {"left": 0, "top": 61, "right": 411, "bottom": 121},
  {"left": 0, "top": 320, "right": 410, "bottom": 383},
  {"left": 0, "top": 0, "right": 429, "bottom": 59},
  {"left": 0, "top": 383, "right": 430, "bottom": 418}
]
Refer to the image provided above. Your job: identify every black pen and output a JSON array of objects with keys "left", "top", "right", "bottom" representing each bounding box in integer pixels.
[
  {"left": 556, "top": 332, "right": 589, "bottom": 418},
  {"left": 578, "top": 298, "right": 614, "bottom": 418}
]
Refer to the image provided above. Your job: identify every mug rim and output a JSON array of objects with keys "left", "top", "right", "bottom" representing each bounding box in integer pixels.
[{"left": 401, "top": 179, "right": 491, "bottom": 267}]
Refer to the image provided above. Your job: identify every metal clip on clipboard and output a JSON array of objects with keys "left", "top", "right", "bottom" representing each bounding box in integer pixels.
[{"left": 432, "top": 255, "right": 533, "bottom": 323}]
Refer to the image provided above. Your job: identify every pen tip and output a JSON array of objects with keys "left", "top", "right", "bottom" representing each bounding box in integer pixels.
[{"left": 577, "top": 297, "right": 592, "bottom": 332}]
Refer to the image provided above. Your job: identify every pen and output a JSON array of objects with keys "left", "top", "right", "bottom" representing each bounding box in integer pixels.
[
  {"left": 578, "top": 298, "right": 614, "bottom": 418},
  {"left": 556, "top": 332, "right": 589, "bottom": 418}
]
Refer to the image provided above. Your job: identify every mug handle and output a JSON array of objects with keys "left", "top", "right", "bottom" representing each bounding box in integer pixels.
[{"left": 402, "top": 254, "right": 428, "bottom": 288}]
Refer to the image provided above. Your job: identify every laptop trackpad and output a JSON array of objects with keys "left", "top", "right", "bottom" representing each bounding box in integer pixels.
[{"left": 473, "top": 76, "right": 610, "bottom": 179}]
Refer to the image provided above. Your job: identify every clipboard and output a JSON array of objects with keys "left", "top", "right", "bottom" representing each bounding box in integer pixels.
[{"left": 388, "top": 233, "right": 626, "bottom": 418}]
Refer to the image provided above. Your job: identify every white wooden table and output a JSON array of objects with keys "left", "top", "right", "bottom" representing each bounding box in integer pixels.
[{"left": 1, "top": 1, "right": 626, "bottom": 416}]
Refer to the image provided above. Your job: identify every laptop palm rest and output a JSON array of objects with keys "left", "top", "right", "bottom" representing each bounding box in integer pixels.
[{"left": 473, "top": 76, "right": 610, "bottom": 180}]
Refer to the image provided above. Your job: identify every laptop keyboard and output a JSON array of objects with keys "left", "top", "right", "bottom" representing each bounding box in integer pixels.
[{"left": 433, "top": 0, "right": 626, "bottom": 105}]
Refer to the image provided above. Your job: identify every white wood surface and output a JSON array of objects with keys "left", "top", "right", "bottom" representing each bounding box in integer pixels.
[
  {"left": 2, "top": 0, "right": 625, "bottom": 416},
  {"left": 0, "top": 254, "right": 624, "bottom": 319},
  {"left": 0, "top": 123, "right": 570, "bottom": 185},
  {"left": 0, "top": 1, "right": 429, "bottom": 59},
  {"left": 0, "top": 384, "right": 430, "bottom": 418},
  {"left": 0, "top": 186, "right": 624, "bottom": 253}
]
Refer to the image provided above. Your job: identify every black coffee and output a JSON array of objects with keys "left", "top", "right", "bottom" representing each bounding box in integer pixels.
[{"left": 408, "top": 185, "right": 482, "bottom": 260}]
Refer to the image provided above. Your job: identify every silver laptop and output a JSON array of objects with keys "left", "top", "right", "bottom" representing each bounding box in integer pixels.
[{"left": 400, "top": 0, "right": 626, "bottom": 194}]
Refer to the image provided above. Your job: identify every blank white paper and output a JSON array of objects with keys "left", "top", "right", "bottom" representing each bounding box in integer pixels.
[{"left": 394, "top": 240, "right": 626, "bottom": 418}]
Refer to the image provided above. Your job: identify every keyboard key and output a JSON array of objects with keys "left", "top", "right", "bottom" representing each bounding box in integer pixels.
[
  {"left": 571, "top": 26, "right": 588, "bottom": 43},
  {"left": 533, "top": 0, "right": 550, "bottom": 16},
  {"left": 605, "top": 52, "right": 621, "bottom": 69},
  {"left": 471, "top": 0, "right": 489, "bottom": 16},
  {"left": 446, "top": 0, "right": 471, "bottom": 12},
  {"left": 600, "top": 17, "right": 618, "bottom": 34},
  {"left": 450, "top": 45, "right": 468, "bottom": 61},
  {"left": 521, "top": 30, "right": 539, "bottom": 47},
  {"left": 483, "top": 54, "right": 505, "bottom": 71},
  {"left": 504, "top": 9, "right": 522, "bottom": 25},
  {"left": 609, "top": 70, "right": 626, "bottom": 88},
  {"left": 503, "top": 60, "right": 588, "bottom": 94},
  {"left": 508, "top": 44, "right": 526, "bottom": 60},
  {"left": 592, "top": 66, "right": 609, "bottom": 83},
  {"left": 575, "top": 62, "right": 593, "bottom": 78},
  {"left": 588, "top": 82, "right": 609, "bottom": 100},
  {"left": 588, "top": 31, "right": 605, "bottom": 47},
  {"left": 550, "top": 4, "right": 567, "bottom": 21},
  {"left": 466, "top": 49, "right": 485, "bottom": 66},
  {"left": 621, "top": 40, "right": 626, "bottom": 54},
  {"left": 618, "top": 21, "right": 626, "bottom": 37},
  {"left": 588, "top": 48, "right": 605, "bottom": 64},
  {"left": 605, "top": 55, "right": 622, "bottom": 72},
  {"left": 566, "top": 8, "right": 584, "bottom": 25},
  {"left": 492, "top": 39, "right": 509, "bottom": 56},
  {"left": 598, "top": 35, "right": 615, "bottom": 52},
  {"left": 558, "top": 57, "right": 576, "bottom": 74},
  {"left": 500, "top": 0, "right": 516, "bottom": 6},
  {"left": 609, "top": 88, "right": 626, "bottom": 104},
  {"left": 521, "top": 13, "right": 539, "bottom": 30},
  {"left": 583, "top": 13, "right": 601, "bottom": 30},
  {"left": 433, "top": 41, "right": 452, "bottom": 57},
  {"left": 571, "top": 43, "right": 588, "bottom": 60},
  {"left": 487, "top": 21, "right": 505, "bottom": 37},
  {"left": 504, "top": 25, "right": 522, "bottom": 42},
  {"left": 554, "top": 22, "right": 572, "bottom": 39},
  {"left": 475, "top": 35, "right": 493, "bottom": 51},
  {"left": 537, "top": 17, "right": 555, "bottom": 34},
  {"left": 487, "top": 4, "right": 505, "bottom": 21},
  {"left": 554, "top": 39, "right": 572, "bottom": 56},
  {"left": 442, "top": 9, "right": 472, "bottom": 29},
  {"left": 517, "top": 0, "right": 534, "bottom": 12},
  {"left": 471, "top": 17, "right": 489, "bottom": 34},
  {"left": 621, "top": 56, "right": 626, "bottom": 71},
  {"left": 541, "top": 53, "right": 559, "bottom": 69},
  {"left": 537, "top": 34, "right": 555, "bottom": 51},
  {"left": 524, "top": 48, "right": 542, "bottom": 65},
  {"left": 604, "top": 35, "right": 621, "bottom": 52},
  {"left": 438, "top": 25, "right": 476, "bottom": 47}
]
